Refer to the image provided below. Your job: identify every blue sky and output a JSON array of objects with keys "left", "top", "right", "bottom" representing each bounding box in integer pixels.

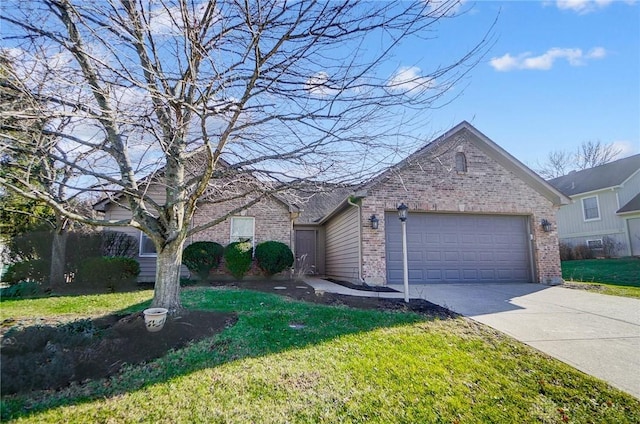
[{"left": 397, "top": 0, "right": 640, "bottom": 168}]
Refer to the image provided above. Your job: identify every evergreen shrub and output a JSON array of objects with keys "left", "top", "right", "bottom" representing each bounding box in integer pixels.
[
  {"left": 182, "top": 241, "right": 224, "bottom": 281},
  {"left": 255, "top": 241, "right": 294, "bottom": 276},
  {"left": 224, "top": 241, "right": 253, "bottom": 279}
]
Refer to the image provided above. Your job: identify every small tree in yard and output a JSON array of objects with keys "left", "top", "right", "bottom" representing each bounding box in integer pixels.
[{"left": 0, "top": 0, "right": 492, "bottom": 311}]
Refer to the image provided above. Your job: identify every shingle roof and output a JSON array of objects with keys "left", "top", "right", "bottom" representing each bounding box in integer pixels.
[
  {"left": 548, "top": 154, "right": 640, "bottom": 196},
  {"left": 292, "top": 184, "right": 356, "bottom": 224},
  {"left": 617, "top": 192, "right": 640, "bottom": 214}
]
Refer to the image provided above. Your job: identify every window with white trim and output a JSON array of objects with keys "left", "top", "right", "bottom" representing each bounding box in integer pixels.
[
  {"left": 230, "top": 217, "right": 255, "bottom": 245},
  {"left": 582, "top": 196, "right": 600, "bottom": 221},
  {"left": 587, "top": 239, "right": 603, "bottom": 249},
  {"left": 139, "top": 232, "right": 157, "bottom": 256}
]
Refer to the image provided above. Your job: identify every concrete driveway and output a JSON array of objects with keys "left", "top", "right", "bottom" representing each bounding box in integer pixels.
[{"left": 389, "top": 283, "right": 640, "bottom": 399}]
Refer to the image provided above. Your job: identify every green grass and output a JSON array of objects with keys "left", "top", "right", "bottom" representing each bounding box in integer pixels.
[
  {"left": 562, "top": 258, "right": 640, "bottom": 298},
  {"left": 2, "top": 287, "right": 639, "bottom": 423}
]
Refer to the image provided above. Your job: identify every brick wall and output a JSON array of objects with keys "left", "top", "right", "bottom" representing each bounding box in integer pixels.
[
  {"left": 360, "top": 129, "right": 562, "bottom": 285},
  {"left": 191, "top": 196, "right": 293, "bottom": 247}
]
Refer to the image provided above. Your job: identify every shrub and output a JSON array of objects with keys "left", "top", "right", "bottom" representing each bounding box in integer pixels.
[
  {"left": 602, "top": 236, "right": 623, "bottom": 259},
  {"left": 182, "top": 241, "right": 224, "bottom": 281},
  {"left": 559, "top": 242, "right": 574, "bottom": 261},
  {"left": 1, "top": 259, "right": 49, "bottom": 284},
  {"left": 0, "top": 281, "right": 42, "bottom": 298},
  {"left": 224, "top": 241, "right": 253, "bottom": 279},
  {"left": 572, "top": 244, "right": 594, "bottom": 260},
  {"left": 255, "top": 241, "right": 294, "bottom": 276},
  {"left": 76, "top": 256, "right": 140, "bottom": 292},
  {"left": 101, "top": 231, "right": 139, "bottom": 258}
]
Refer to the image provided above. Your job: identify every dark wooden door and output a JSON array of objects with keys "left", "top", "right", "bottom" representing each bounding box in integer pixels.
[{"left": 295, "top": 230, "right": 317, "bottom": 275}]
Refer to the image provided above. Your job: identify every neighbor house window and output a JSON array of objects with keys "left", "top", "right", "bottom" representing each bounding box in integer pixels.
[
  {"left": 139, "top": 232, "right": 157, "bottom": 256},
  {"left": 230, "top": 217, "right": 255, "bottom": 245},
  {"left": 455, "top": 152, "right": 467, "bottom": 173},
  {"left": 587, "top": 239, "right": 603, "bottom": 249},
  {"left": 582, "top": 196, "right": 600, "bottom": 221}
]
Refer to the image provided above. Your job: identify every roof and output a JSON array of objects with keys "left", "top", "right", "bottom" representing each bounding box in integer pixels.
[
  {"left": 93, "top": 151, "right": 299, "bottom": 213},
  {"left": 291, "top": 184, "right": 355, "bottom": 225},
  {"left": 617, "top": 192, "right": 640, "bottom": 214},
  {"left": 307, "top": 121, "right": 571, "bottom": 224},
  {"left": 548, "top": 154, "right": 640, "bottom": 196},
  {"left": 361, "top": 121, "right": 570, "bottom": 207}
]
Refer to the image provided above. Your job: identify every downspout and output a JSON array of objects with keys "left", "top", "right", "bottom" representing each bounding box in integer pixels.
[{"left": 347, "top": 197, "right": 365, "bottom": 283}]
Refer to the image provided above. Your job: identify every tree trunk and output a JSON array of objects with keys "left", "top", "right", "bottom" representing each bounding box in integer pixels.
[
  {"left": 49, "top": 218, "right": 68, "bottom": 289},
  {"left": 151, "top": 237, "right": 185, "bottom": 312}
]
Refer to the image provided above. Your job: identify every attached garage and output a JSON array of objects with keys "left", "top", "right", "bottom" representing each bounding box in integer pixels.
[{"left": 385, "top": 213, "right": 533, "bottom": 284}]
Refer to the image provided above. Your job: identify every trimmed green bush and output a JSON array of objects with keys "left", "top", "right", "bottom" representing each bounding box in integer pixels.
[
  {"left": 182, "top": 241, "right": 224, "bottom": 281},
  {"left": 255, "top": 241, "right": 294, "bottom": 276},
  {"left": 76, "top": 256, "right": 140, "bottom": 292},
  {"left": 224, "top": 241, "right": 253, "bottom": 279},
  {"left": 0, "top": 280, "right": 42, "bottom": 298},
  {"left": 1, "top": 259, "right": 48, "bottom": 284}
]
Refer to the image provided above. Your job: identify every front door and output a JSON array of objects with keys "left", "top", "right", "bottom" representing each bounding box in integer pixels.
[{"left": 295, "top": 230, "right": 317, "bottom": 275}]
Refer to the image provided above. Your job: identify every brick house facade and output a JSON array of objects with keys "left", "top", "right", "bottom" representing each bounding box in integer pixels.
[{"left": 303, "top": 122, "right": 570, "bottom": 286}]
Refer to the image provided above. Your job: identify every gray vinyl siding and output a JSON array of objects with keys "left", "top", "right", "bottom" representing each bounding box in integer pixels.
[
  {"left": 557, "top": 189, "right": 625, "bottom": 238},
  {"left": 325, "top": 206, "right": 360, "bottom": 282},
  {"left": 619, "top": 171, "right": 640, "bottom": 207},
  {"left": 102, "top": 190, "right": 188, "bottom": 283}
]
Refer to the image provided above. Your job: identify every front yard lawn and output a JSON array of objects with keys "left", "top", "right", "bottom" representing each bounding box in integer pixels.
[
  {"left": 562, "top": 258, "right": 640, "bottom": 298},
  {"left": 2, "top": 287, "right": 639, "bottom": 423}
]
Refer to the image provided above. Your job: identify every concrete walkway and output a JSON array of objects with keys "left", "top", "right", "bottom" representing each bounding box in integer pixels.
[{"left": 305, "top": 278, "right": 640, "bottom": 399}]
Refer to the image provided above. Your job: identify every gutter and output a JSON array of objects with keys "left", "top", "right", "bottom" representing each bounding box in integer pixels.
[{"left": 347, "top": 196, "right": 365, "bottom": 284}]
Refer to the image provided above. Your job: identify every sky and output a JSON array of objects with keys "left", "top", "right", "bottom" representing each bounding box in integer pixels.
[{"left": 394, "top": 0, "right": 640, "bottom": 169}]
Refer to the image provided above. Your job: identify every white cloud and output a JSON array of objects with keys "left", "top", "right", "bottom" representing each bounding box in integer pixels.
[
  {"left": 387, "top": 66, "right": 435, "bottom": 93},
  {"left": 147, "top": 2, "right": 219, "bottom": 36},
  {"left": 423, "top": 0, "right": 467, "bottom": 17},
  {"left": 610, "top": 140, "right": 640, "bottom": 158},
  {"left": 304, "top": 71, "right": 339, "bottom": 97},
  {"left": 552, "top": 0, "right": 635, "bottom": 14},
  {"left": 489, "top": 47, "right": 607, "bottom": 71}
]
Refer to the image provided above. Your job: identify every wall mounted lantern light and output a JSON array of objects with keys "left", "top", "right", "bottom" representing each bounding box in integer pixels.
[
  {"left": 369, "top": 214, "right": 379, "bottom": 230},
  {"left": 541, "top": 219, "right": 552, "bottom": 232},
  {"left": 397, "top": 203, "right": 408, "bottom": 222}
]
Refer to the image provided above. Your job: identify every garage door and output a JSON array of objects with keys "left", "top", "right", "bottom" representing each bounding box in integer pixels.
[{"left": 385, "top": 213, "right": 532, "bottom": 284}]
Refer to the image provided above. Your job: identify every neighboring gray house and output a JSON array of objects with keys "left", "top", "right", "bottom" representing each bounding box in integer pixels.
[
  {"left": 294, "top": 121, "right": 570, "bottom": 285},
  {"left": 548, "top": 154, "right": 640, "bottom": 257}
]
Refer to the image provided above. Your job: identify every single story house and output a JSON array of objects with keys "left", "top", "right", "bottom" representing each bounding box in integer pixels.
[
  {"left": 548, "top": 154, "right": 640, "bottom": 257},
  {"left": 295, "top": 121, "right": 570, "bottom": 286},
  {"left": 97, "top": 121, "right": 570, "bottom": 285}
]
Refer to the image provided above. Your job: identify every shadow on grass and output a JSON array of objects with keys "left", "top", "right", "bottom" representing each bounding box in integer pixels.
[{"left": 1, "top": 286, "right": 444, "bottom": 421}]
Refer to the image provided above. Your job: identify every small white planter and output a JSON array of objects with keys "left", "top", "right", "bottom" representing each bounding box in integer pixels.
[{"left": 143, "top": 308, "right": 168, "bottom": 332}]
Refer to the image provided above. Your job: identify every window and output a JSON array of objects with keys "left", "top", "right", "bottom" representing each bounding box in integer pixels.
[
  {"left": 139, "top": 232, "right": 157, "bottom": 256},
  {"left": 587, "top": 239, "right": 603, "bottom": 249},
  {"left": 230, "top": 217, "right": 255, "bottom": 245},
  {"left": 582, "top": 196, "right": 600, "bottom": 221},
  {"left": 455, "top": 152, "right": 467, "bottom": 173}
]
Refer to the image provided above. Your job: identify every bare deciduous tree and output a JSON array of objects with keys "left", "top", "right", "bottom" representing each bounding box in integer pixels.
[
  {"left": 0, "top": 0, "right": 492, "bottom": 310},
  {"left": 536, "top": 140, "right": 622, "bottom": 179}
]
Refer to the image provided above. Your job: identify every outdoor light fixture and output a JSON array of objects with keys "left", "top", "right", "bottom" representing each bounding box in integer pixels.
[
  {"left": 541, "top": 219, "right": 552, "bottom": 232},
  {"left": 397, "top": 203, "right": 408, "bottom": 222},
  {"left": 397, "top": 202, "right": 410, "bottom": 303},
  {"left": 369, "top": 214, "right": 379, "bottom": 230}
]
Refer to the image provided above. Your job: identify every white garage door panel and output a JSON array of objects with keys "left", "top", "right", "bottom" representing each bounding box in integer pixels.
[{"left": 386, "top": 213, "right": 532, "bottom": 284}]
